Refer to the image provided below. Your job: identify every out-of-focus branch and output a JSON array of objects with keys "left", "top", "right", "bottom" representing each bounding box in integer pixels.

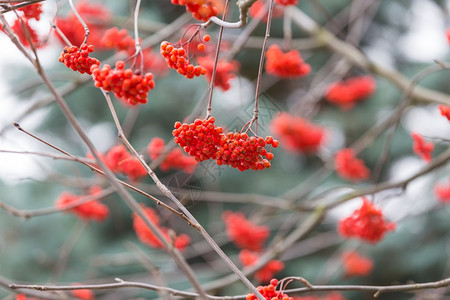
[{"left": 289, "top": 6, "right": 450, "bottom": 106}]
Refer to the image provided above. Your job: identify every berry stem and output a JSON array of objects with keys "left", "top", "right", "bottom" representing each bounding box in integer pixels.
[
  {"left": 204, "top": 0, "right": 258, "bottom": 29},
  {"left": 50, "top": 21, "right": 73, "bottom": 47},
  {"left": 206, "top": 0, "right": 232, "bottom": 119},
  {"left": 132, "top": 0, "right": 143, "bottom": 73},
  {"left": 252, "top": 0, "right": 275, "bottom": 134},
  {"left": 68, "top": 0, "right": 89, "bottom": 45}
]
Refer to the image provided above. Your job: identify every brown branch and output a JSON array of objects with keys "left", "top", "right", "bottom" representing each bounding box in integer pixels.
[{"left": 9, "top": 275, "right": 450, "bottom": 299}]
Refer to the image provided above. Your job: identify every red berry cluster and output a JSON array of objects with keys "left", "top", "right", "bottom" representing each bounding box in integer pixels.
[
  {"left": 334, "top": 148, "right": 370, "bottom": 183},
  {"left": 173, "top": 118, "right": 278, "bottom": 170},
  {"left": 275, "top": 0, "right": 298, "bottom": 5},
  {"left": 341, "top": 251, "right": 373, "bottom": 277},
  {"left": 133, "top": 204, "right": 190, "bottom": 250},
  {"left": 240, "top": 249, "right": 284, "bottom": 282},
  {"left": 17, "top": 2, "right": 43, "bottom": 21},
  {"left": 265, "top": 44, "right": 311, "bottom": 78},
  {"left": 434, "top": 181, "right": 450, "bottom": 204},
  {"left": 411, "top": 132, "right": 434, "bottom": 162},
  {"left": 100, "top": 27, "right": 135, "bottom": 53},
  {"left": 222, "top": 211, "right": 270, "bottom": 251},
  {"left": 5, "top": 18, "right": 41, "bottom": 48},
  {"left": 217, "top": 133, "right": 278, "bottom": 171},
  {"left": 104, "top": 145, "right": 147, "bottom": 181},
  {"left": 91, "top": 61, "right": 155, "bottom": 105},
  {"left": 270, "top": 112, "right": 325, "bottom": 154},
  {"left": 249, "top": 1, "right": 284, "bottom": 22},
  {"left": 147, "top": 137, "right": 198, "bottom": 173},
  {"left": 58, "top": 44, "right": 100, "bottom": 75},
  {"left": 55, "top": 1, "right": 111, "bottom": 47},
  {"left": 171, "top": 0, "right": 219, "bottom": 21},
  {"left": 246, "top": 279, "right": 294, "bottom": 300},
  {"left": 439, "top": 105, "right": 450, "bottom": 121},
  {"left": 55, "top": 186, "right": 109, "bottom": 222},
  {"left": 338, "top": 197, "right": 396, "bottom": 243},
  {"left": 160, "top": 41, "right": 207, "bottom": 79},
  {"left": 197, "top": 56, "right": 238, "bottom": 91},
  {"left": 173, "top": 118, "right": 224, "bottom": 161},
  {"left": 325, "top": 76, "right": 376, "bottom": 110}
]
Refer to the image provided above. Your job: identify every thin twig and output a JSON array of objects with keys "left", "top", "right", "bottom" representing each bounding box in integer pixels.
[{"left": 68, "top": 0, "right": 89, "bottom": 44}]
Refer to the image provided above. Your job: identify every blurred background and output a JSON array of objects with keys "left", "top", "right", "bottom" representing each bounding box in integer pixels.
[{"left": 0, "top": 0, "right": 449, "bottom": 299}]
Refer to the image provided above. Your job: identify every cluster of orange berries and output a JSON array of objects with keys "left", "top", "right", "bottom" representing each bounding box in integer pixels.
[
  {"left": 173, "top": 118, "right": 224, "bottom": 161},
  {"left": 173, "top": 118, "right": 278, "bottom": 171},
  {"left": 334, "top": 148, "right": 370, "bottom": 183},
  {"left": 197, "top": 56, "right": 237, "bottom": 91},
  {"left": 160, "top": 41, "right": 207, "bottom": 79},
  {"left": 55, "top": 186, "right": 109, "bottom": 222},
  {"left": 91, "top": 61, "right": 154, "bottom": 105},
  {"left": 217, "top": 133, "right": 278, "bottom": 171},
  {"left": 100, "top": 26, "right": 135, "bottom": 53},
  {"left": 325, "top": 76, "right": 376, "bottom": 110},
  {"left": 411, "top": 132, "right": 434, "bottom": 162},
  {"left": 338, "top": 197, "right": 396, "bottom": 243},
  {"left": 133, "top": 204, "right": 190, "bottom": 250},
  {"left": 58, "top": 44, "right": 100, "bottom": 75},
  {"left": 171, "top": 0, "right": 218, "bottom": 21},
  {"left": 265, "top": 44, "right": 311, "bottom": 78},
  {"left": 275, "top": 0, "right": 298, "bottom": 5},
  {"left": 103, "top": 145, "right": 147, "bottom": 181},
  {"left": 17, "top": 2, "right": 43, "bottom": 21},
  {"left": 270, "top": 112, "right": 325, "bottom": 154},
  {"left": 246, "top": 279, "right": 294, "bottom": 300}
]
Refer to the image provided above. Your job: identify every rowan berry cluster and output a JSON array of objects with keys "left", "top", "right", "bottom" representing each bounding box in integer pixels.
[
  {"left": 55, "top": 1, "right": 111, "bottom": 47},
  {"left": 160, "top": 41, "right": 207, "bottom": 79},
  {"left": 91, "top": 61, "right": 155, "bottom": 105},
  {"left": 325, "top": 76, "right": 376, "bottom": 110},
  {"left": 434, "top": 182, "right": 450, "bottom": 203},
  {"left": 171, "top": 0, "right": 219, "bottom": 21},
  {"left": 133, "top": 205, "right": 190, "bottom": 250},
  {"left": 270, "top": 113, "right": 325, "bottom": 154},
  {"left": 17, "top": 2, "right": 43, "bottom": 21},
  {"left": 246, "top": 279, "right": 294, "bottom": 300},
  {"left": 439, "top": 105, "right": 450, "bottom": 121},
  {"left": 338, "top": 197, "right": 396, "bottom": 243},
  {"left": 173, "top": 118, "right": 224, "bottom": 161},
  {"left": 58, "top": 44, "right": 100, "bottom": 75},
  {"left": 240, "top": 249, "right": 284, "bottom": 282},
  {"left": 173, "top": 118, "right": 278, "bottom": 170},
  {"left": 147, "top": 137, "right": 198, "bottom": 173},
  {"left": 411, "top": 132, "right": 434, "bottom": 162},
  {"left": 222, "top": 211, "right": 270, "bottom": 250},
  {"left": 275, "top": 0, "right": 298, "bottom": 5},
  {"left": 55, "top": 186, "right": 109, "bottom": 222},
  {"left": 334, "top": 148, "right": 370, "bottom": 182},
  {"left": 341, "top": 251, "right": 373, "bottom": 277},
  {"left": 217, "top": 133, "right": 278, "bottom": 171},
  {"left": 100, "top": 27, "right": 135, "bottom": 53},
  {"left": 104, "top": 145, "right": 147, "bottom": 181},
  {"left": 197, "top": 56, "right": 238, "bottom": 91},
  {"left": 7, "top": 18, "right": 41, "bottom": 48},
  {"left": 265, "top": 44, "right": 311, "bottom": 78}
]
